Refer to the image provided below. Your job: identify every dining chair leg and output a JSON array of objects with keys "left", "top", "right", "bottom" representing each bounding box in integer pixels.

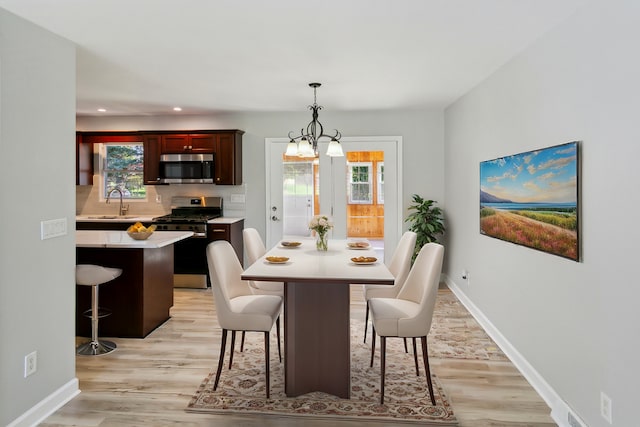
[
  {"left": 213, "top": 329, "right": 228, "bottom": 391},
  {"left": 421, "top": 336, "right": 436, "bottom": 405},
  {"left": 380, "top": 336, "right": 387, "bottom": 405},
  {"left": 240, "top": 331, "right": 246, "bottom": 352},
  {"left": 370, "top": 326, "right": 376, "bottom": 367},
  {"left": 229, "top": 331, "right": 237, "bottom": 369},
  {"left": 412, "top": 337, "right": 420, "bottom": 376},
  {"left": 276, "top": 316, "right": 282, "bottom": 362},
  {"left": 404, "top": 338, "right": 408, "bottom": 353},
  {"left": 364, "top": 300, "right": 370, "bottom": 343},
  {"left": 264, "top": 331, "right": 270, "bottom": 398}
]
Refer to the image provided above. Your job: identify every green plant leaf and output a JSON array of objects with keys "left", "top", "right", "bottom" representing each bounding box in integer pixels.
[{"left": 404, "top": 194, "right": 445, "bottom": 262}]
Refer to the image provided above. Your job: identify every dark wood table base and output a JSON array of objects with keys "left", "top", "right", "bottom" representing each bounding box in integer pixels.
[{"left": 284, "top": 281, "right": 351, "bottom": 398}]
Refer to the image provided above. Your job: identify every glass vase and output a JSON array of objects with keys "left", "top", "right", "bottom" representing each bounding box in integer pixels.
[{"left": 316, "top": 233, "right": 328, "bottom": 251}]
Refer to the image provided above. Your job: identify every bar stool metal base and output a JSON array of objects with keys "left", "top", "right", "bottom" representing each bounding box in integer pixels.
[
  {"left": 76, "top": 265, "right": 122, "bottom": 357},
  {"left": 77, "top": 339, "right": 117, "bottom": 356}
]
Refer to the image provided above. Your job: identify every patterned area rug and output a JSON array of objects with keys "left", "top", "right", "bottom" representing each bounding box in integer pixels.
[
  {"left": 429, "top": 289, "right": 508, "bottom": 361},
  {"left": 187, "top": 289, "right": 506, "bottom": 424}
]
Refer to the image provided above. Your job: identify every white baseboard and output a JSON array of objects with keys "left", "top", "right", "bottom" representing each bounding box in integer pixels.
[
  {"left": 7, "top": 378, "right": 80, "bottom": 427},
  {"left": 443, "top": 275, "right": 580, "bottom": 427}
]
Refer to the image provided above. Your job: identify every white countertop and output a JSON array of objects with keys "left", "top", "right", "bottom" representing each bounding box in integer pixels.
[
  {"left": 76, "top": 230, "right": 193, "bottom": 248},
  {"left": 208, "top": 217, "right": 244, "bottom": 224},
  {"left": 75, "top": 215, "right": 243, "bottom": 224},
  {"left": 76, "top": 215, "right": 156, "bottom": 223},
  {"left": 241, "top": 237, "right": 394, "bottom": 285}
]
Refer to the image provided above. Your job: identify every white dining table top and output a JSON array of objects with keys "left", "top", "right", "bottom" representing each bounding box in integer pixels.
[{"left": 241, "top": 237, "right": 395, "bottom": 285}]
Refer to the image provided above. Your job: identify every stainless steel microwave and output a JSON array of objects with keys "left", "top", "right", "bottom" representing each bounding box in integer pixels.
[{"left": 158, "top": 153, "right": 215, "bottom": 184}]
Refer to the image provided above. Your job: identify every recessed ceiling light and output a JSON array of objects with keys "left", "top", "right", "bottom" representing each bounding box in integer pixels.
[
  {"left": 173, "top": 107, "right": 182, "bottom": 112},
  {"left": 97, "top": 108, "right": 107, "bottom": 112}
]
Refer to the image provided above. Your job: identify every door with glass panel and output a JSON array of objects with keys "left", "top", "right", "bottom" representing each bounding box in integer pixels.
[{"left": 266, "top": 137, "right": 401, "bottom": 260}]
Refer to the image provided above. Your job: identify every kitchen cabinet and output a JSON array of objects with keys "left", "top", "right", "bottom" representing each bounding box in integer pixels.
[
  {"left": 76, "top": 220, "right": 139, "bottom": 231},
  {"left": 161, "top": 134, "right": 215, "bottom": 154},
  {"left": 76, "top": 230, "right": 192, "bottom": 338},
  {"left": 142, "top": 134, "right": 163, "bottom": 185},
  {"left": 158, "top": 130, "right": 243, "bottom": 185},
  {"left": 75, "top": 132, "right": 144, "bottom": 185},
  {"left": 207, "top": 219, "right": 244, "bottom": 262},
  {"left": 213, "top": 131, "right": 243, "bottom": 185},
  {"left": 76, "top": 133, "right": 93, "bottom": 185},
  {"left": 75, "top": 129, "right": 244, "bottom": 186}
]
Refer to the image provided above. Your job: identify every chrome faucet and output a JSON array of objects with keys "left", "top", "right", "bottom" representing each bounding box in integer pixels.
[{"left": 106, "top": 187, "right": 129, "bottom": 216}]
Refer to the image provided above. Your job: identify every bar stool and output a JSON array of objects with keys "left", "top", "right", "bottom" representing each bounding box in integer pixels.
[{"left": 76, "top": 264, "right": 122, "bottom": 356}]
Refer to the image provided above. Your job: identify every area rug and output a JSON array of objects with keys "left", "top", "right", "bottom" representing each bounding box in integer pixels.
[
  {"left": 187, "top": 334, "right": 457, "bottom": 425},
  {"left": 187, "top": 289, "right": 505, "bottom": 424},
  {"left": 429, "top": 289, "right": 508, "bottom": 361}
]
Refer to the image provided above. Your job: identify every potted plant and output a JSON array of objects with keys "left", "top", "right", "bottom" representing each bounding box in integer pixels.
[{"left": 405, "top": 194, "right": 445, "bottom": 262}]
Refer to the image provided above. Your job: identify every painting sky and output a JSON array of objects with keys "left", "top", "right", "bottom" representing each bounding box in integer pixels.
[{"left": 480, "top": 142, "right": 578, "bottom": 203}]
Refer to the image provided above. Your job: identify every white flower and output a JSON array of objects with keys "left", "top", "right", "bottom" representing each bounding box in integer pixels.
[{"left": 309, "top": 214, "right": 333, "bottom": 234}]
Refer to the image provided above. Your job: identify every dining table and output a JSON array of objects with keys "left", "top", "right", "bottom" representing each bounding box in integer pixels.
[{"left": 241, "top": 237, "right": 395, "bottom": 399}]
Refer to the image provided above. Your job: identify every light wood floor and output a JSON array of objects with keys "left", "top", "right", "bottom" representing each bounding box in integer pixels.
[{"left": 41, "top": 286, "right": 556, "bottom": 427}]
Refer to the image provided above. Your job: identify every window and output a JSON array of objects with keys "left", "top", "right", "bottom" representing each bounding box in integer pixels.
[
  {"left": 99, "top": 143, "right": 146, "bottom": 199},
  {"left": 348, "top": 162, "right": 373, "bottom": 204},
  {"left": 377, "top": 162, "right": 384, "bottom": 204}
]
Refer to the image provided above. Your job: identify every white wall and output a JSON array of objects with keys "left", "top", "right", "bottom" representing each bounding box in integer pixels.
[
  {"left": 444, "top": 1, "right": 639, "bottom": 426},
  {"left": 0, "top": 9, "right": 78, "bottom": 426},
  {"left": 77, "top": 108, "right": 445, "bottom": 240}
]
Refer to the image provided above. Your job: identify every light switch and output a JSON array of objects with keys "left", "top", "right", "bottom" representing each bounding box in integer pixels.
[{"left": 41, "top": 218, "right": 68, "bottom": 240}]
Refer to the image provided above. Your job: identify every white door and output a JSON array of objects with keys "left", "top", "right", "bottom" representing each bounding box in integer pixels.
[{"left": 265, "top": 137, "right": 402, "bottom": 260}]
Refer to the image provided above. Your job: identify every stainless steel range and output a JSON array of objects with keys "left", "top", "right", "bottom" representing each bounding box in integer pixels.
[{"left": 153, "top": 196, "right": 223, "bottom": 288}]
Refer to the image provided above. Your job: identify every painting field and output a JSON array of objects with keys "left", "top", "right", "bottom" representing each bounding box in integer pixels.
[
  {"left": 480, "top": 208, "right": 578, "bottom": 260},
  {"left": 480, "top": 141, "right": 579, "bottom": 261}
]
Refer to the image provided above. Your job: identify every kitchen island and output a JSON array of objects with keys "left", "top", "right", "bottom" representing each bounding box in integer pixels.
[{"left": 76, "top": 230, "right": 193, "bottom": 338}]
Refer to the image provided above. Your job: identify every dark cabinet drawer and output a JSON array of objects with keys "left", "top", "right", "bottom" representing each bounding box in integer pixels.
[{"left": 207, "top": 220, "right": 244, "bottom": 263}]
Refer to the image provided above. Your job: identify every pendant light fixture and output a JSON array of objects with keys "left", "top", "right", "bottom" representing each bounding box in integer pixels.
[{"left": 287, "top": 83, "right": 344, "bottom": 157}]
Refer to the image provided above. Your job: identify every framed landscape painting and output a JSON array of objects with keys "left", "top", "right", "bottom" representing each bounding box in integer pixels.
[{"left": 480, "top": 141, "right": 580, "bottom": 261}]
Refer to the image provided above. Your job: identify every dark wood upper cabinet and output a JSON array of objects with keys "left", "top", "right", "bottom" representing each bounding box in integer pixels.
[
  {"left": 158, "top": 130, "right": 243, "bottom": 185},
  {"left": 214, "top": 131, "right": 243, "bottom": 185},
  {"left": 77, "top": 129, "right": 243, "bottom": 186},
  {"left": 142, "top": 134, "right": 163, "bottom": 185},
  {"left": 76, "top": 133, "right": 93, "bottom": 185},
  {"left": 76, "top": 132, "right": 143, "bottom": 186},
  {"left": 161, "top": 134, "right": 215, "bottom": 153}
]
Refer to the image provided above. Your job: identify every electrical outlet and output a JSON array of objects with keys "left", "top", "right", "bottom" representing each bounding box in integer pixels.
[
  {"left": 230, "top": 194, "right": 245, "bottom": 203},
  {"left": 568, "top": 410, "right": 586, "bottom": 427},
  {"left": 461, "top": 269, "right": 470, "bottom": 285},
  {"left": 601, "top": 392, "right": 612, "bottom": 424},
  {"left": 24, "top": 351, "right": 37, "bottom": 377}
]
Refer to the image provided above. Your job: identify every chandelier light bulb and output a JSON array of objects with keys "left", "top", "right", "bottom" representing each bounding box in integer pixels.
[
  {"left": 326, "top": 138, "right": 344, "bottom": 157},
  {"left": 285, "top": 140, "right": 298, "bottom": 156},
  {"left": 298, "top": 138, "right": 314, "bottom": 157}
]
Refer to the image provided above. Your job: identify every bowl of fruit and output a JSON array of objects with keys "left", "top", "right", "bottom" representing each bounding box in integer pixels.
[{"left": 127, "top": 222, "right": 157, "bottom": 240}]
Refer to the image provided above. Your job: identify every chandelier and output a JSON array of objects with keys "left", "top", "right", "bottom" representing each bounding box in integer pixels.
[{"left": 287, "top": 82, "right": 344, "bottom": 157}]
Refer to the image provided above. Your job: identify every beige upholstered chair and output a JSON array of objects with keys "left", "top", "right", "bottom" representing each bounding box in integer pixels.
[
  {"left": 206, "top": 240, "right": 283, "bottom": 398},
  {"left": 243, "top": 228, "right": 284, "bottom": 296},
  {"left": 369, "top": 242, "right": 444, "bottom": 405},
  {"left": 363, "top": 231, "right": 417, "bottom": 343}
]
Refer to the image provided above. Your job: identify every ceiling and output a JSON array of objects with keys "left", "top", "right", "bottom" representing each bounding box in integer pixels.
[{"left": 0, "top": 0, "right": 585, "bottom": 116}]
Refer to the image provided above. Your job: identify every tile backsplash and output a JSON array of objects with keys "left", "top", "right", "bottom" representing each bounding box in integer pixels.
[{"left": 76, "top": 182, "right": 246, "bottom": 218}]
